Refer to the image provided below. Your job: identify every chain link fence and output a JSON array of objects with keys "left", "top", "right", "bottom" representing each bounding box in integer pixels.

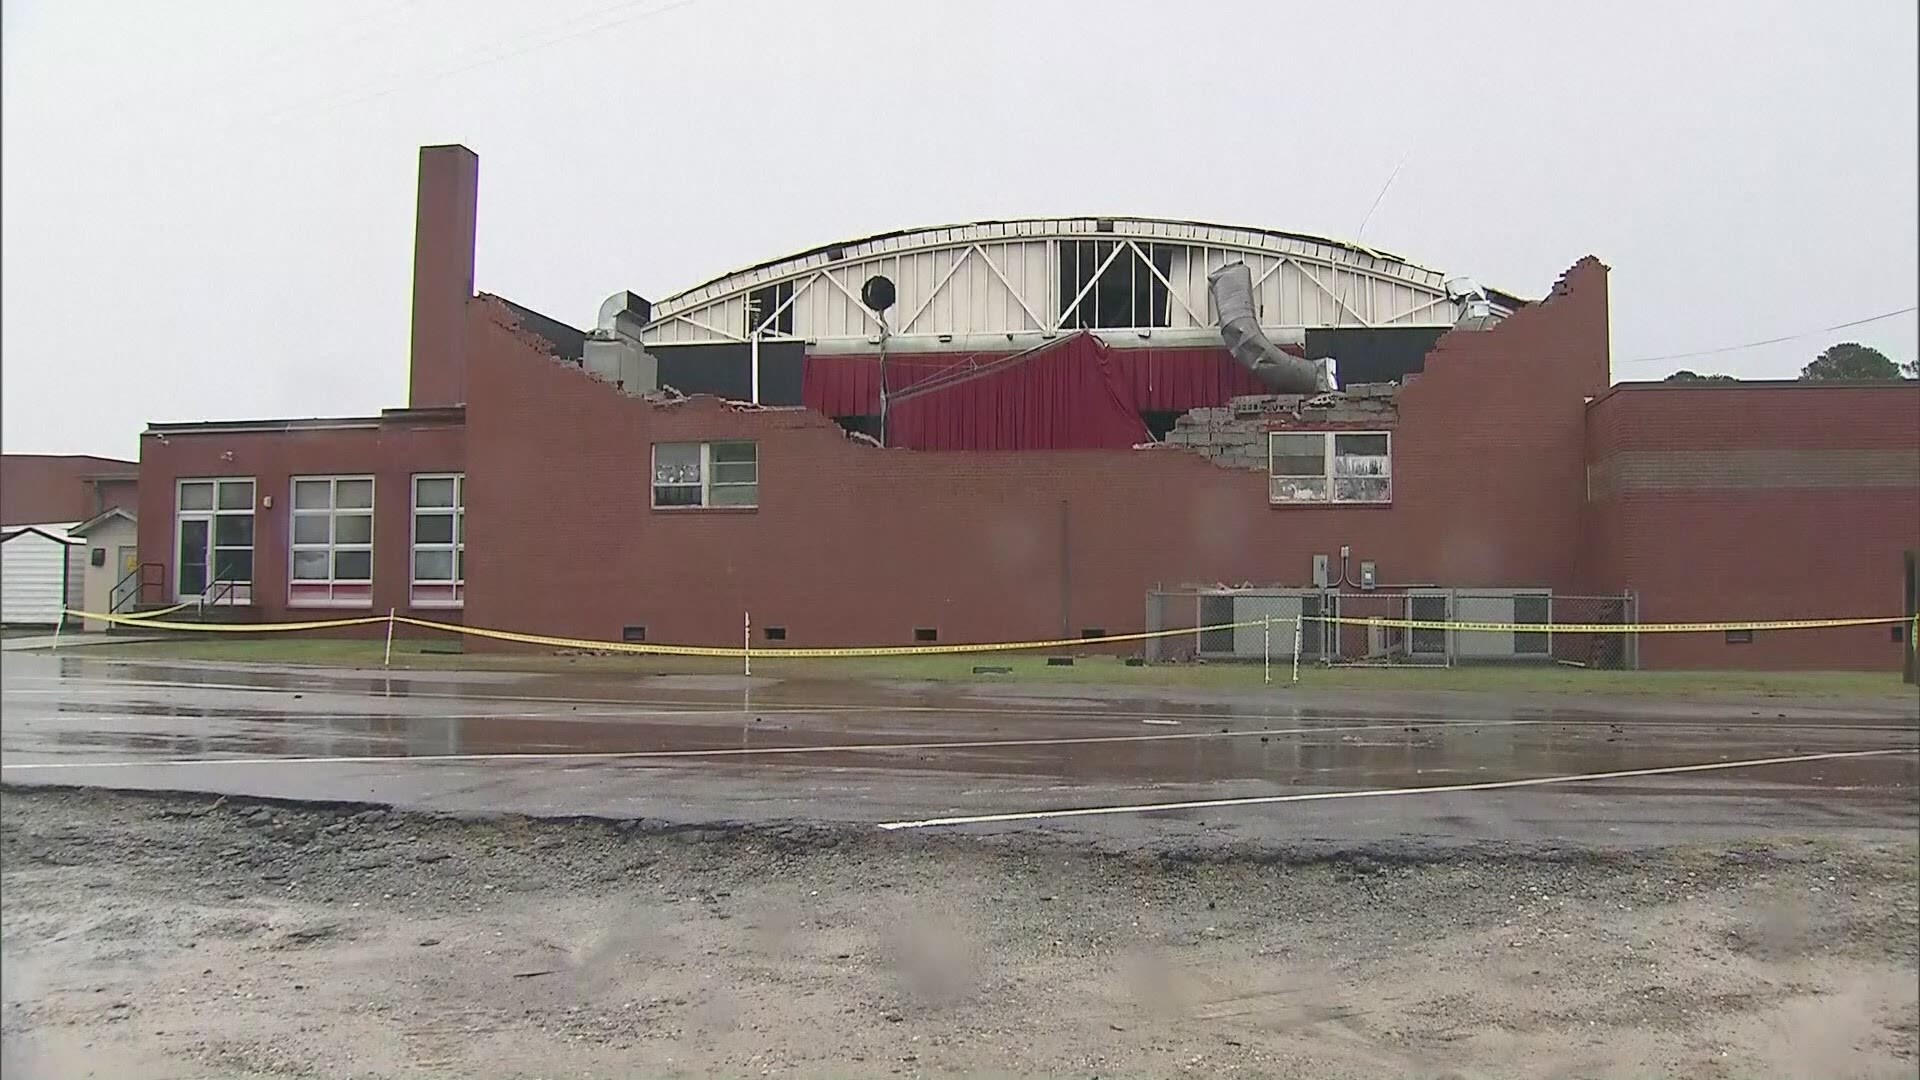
[
  {"left": 1143, "top": 589, "right": 1327, "bottom": 663},
  {"left": 1145, "top": 588, "right": 1638, "bottom": 669}
]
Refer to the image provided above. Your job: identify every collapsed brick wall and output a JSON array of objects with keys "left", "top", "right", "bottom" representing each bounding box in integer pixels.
[
  {"left": 462, "top": 258, "right": 1613, "bottom": 653},
  {"left": 1161, "top": 386, "right": 1400, "bottom": 471}
]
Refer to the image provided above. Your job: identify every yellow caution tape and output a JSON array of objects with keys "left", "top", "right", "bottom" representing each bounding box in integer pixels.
[
  {"left": 59, "top": 606, "right": 1917, "bottom": 656},
  {"left": 64, "top": 609, "right": 391, "bottom": 632},
  {"left": 132, "top": 600, "right": 196, "bottom": 619},
  {"left": 62, "top": 600, "right": 195, "bottom": 624},
  {"left": 395, "top": 616, "right": 771, "bottom": 657},
  {"left": 397, "top": 615, "right": 1284, "bottom": 658},
  {"left": 1308, "top": 615, "right": 1912, "bottom": 634}
]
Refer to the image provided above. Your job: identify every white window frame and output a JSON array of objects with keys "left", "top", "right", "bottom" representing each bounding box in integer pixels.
[
  {"left": 288, "top": 475, "right": 375, "bottom": 607},
  {"left": 174, "top": 477, "right": 255, "bottom": 604},
  {"left": 1268, "top": 431, "right": 1392, "bottom": 505},
  {"left": 410, "top": 473, "right": 464, "bottom": 608},
  {"left": 651, "top": 441, "right": 758, "bottom": 509}
]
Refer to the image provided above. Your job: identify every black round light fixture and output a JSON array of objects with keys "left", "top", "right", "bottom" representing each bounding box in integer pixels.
[{"left": 860, "top": 274, "right": 896, "bottom": 313}]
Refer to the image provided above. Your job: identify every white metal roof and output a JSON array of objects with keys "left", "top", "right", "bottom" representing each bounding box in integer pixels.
[{"left": 638, "top": 217, "right": 1516, "bottom": 352}]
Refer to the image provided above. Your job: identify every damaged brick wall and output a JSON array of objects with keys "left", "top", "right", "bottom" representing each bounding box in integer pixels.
[
  {"left": 1160, "top": 385, "right": 1400, "bottom": 471},
  {"left": 1585, "top": 381, "right": 1920, "bottom": 670},
  {"left": 462, "top": 260, "right": 1613, "bottom": 653}
]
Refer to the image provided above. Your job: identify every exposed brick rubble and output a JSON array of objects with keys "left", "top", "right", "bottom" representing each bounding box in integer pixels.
[{"left": 1160, "top": 384, "right": 1400, "bottom": 470}]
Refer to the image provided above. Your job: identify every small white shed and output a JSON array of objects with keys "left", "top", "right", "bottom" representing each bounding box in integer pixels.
[{"left": 1, "top": 523, "right": 84, "bottom": 626}]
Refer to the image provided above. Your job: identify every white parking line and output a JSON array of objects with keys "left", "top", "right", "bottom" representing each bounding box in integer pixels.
[
  {"left": 0, "top": 684, "right": 1340, "bottom": 724},
  {"left": 0, "top": 679, "right": 1535, "bottom": 725},
  {"left": 14, "top": 678, "right": 1916, "bottom": 734},
  {"left": 0, "top": 719, "right": 1536, "bottom": 771},
  {"left": 873, "top": 748, "right": 1920, "bottom": 830},
  {"left": 1, "top": 709, "right": 728, "bottom": 723}
]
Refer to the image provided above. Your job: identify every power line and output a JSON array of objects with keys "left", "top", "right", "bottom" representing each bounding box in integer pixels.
[
  {"left": 101, "top": 0, "right": 713, "bottom": 159},
  {"left": 1332, "top": 147, "right": 1413, "bottom": 329},
  {"left": 1615, "top": 306, "right": 1918, "bottom": 366},
  {"left": 87, "top": 1, "right": 420, "bottom": 126},
  {"left": 246, "top": 0, "right": 710, "bottom": 130}
]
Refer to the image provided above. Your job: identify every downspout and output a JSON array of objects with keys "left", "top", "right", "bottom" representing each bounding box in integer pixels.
[
  {"left": 60, "top": 536, "right": 73, "bottom": 628},
  {"left": 1059, "top": 500, "right": 1071, "bottom": 639},
  {"left": 877, "top": 312, "right": 891, "bottom": 447}
]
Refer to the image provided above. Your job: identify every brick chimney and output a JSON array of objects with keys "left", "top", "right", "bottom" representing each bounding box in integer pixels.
[{"left": 408, "top": 144, "right": 479, "bottom": 407}]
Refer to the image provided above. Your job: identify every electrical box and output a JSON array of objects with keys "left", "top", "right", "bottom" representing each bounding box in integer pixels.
[
  {"left": 1359, "top": 561, "right": 1377, "bottom": 590},
  {"left": 1311, "top": 554, "right": 1330, "bottom": 588}
]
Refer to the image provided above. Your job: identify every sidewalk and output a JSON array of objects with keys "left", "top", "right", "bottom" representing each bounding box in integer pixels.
[{"left": 2, "top": 631, "right": 165, "bottom": 652}]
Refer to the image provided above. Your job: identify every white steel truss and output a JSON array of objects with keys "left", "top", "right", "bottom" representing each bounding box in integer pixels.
[{"left": 637, "top": 218, "right": 1512, "bottom": 349}]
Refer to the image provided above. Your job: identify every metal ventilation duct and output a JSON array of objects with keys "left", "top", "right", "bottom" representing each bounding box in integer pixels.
[{"left": 1207, "top": 262, "right": 1330, "bottom": 393}]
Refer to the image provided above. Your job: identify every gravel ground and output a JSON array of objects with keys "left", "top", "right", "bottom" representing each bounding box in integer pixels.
[{"left": 3, "top": 787, "right": 1916, "bottom": 1079}]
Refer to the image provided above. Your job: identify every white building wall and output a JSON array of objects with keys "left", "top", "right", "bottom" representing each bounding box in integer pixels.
[
  {"left": 1, "top": 523, "right": 78, "bottom": 625},
  {"left": 76, "top": 516, "right": 138, "bottom": 631}
]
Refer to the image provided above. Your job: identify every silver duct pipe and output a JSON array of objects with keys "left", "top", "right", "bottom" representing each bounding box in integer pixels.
[{"left": 1207, "top": 261, "right": 1331, "bottom": 393}]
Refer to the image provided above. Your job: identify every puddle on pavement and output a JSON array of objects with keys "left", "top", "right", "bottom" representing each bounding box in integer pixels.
[{"left": 6, "top": 653, "right": 1914, "bottom": 800}]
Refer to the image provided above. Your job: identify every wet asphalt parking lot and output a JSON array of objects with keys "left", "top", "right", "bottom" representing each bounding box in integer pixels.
[{"left": 2, "top": 651, "right": 1915, "bottom": 854}]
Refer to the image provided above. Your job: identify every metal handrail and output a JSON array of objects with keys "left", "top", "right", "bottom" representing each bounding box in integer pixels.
[
  {"left": 108, "top": 564, "right": 146, "bottom": 615},
  {"left": 197, "top": 571, "right": 242, "bottom": 616},
  {"left": 107, "top": 562, "right": 170, "bottom": 626},
  {"left": 96, "top": 562, "right": 250, "bottom": 627}
]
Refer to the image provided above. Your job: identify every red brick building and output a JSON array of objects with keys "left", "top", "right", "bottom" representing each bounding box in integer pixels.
[
  {"left": 2, "top": 455, "right": 138, "bottom": 526},
  {"left": 132, "top": 146, "right": 1920, "bottom": 669},
  {"left": 1584, "top": 382, "right": 1919, "bottom": 669}
]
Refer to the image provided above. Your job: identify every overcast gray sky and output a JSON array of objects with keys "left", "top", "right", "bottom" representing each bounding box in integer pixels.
[{"left": 4, "top": 0, "right": 1915, "bottom": 459}]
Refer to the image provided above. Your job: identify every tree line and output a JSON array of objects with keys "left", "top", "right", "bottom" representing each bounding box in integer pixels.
[{"left": 1665, "top": 342, "right": 1919, "bottom": 383}]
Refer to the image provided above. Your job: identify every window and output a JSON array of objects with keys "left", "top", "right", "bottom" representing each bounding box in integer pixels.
[
  {"left": 1725, "top": 628, "right": 1754, "bottom": 644},
  {"left": 175, "top": 478, "right": 254, "bottom": 603},
  {"left": 1268, "top": 434, "right": 1330, "bottom": 503},
  {"left": 289, "top": 476, "right": 373, "bottom": 606},
  {"left": 914, "top": 627, "right": 938, "bottom": 642},
  {"left": 763, "top": 626, "right": 787, "bottom": 641},
  {"left": 1332, "top": 434, "right": 1392, "bottom": 503},
  {"left": 652, "top": 441, "right": 758, "bottom": 509},
  {"left": 1268, "top": 432, "right": 1392, "bottom": 505},
  {"left": 622, "top": 625, "right": 647, "bottom": 642},
  {"left": 411, "top": 474, "right": 464, "bottom": 608},
  {"left": 746, "top": 281, "right": 794, "bottom": 336},
  {"left": 1058, "top": 240, "right": 1173, "bottom": 329}
]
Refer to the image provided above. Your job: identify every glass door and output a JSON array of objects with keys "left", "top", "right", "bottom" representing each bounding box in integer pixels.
[{"left": 176, "top": 518, "right": 210, "bottom": 600}]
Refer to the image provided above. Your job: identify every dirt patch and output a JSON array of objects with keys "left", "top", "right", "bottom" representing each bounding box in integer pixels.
[{"left": 3, "top": 788, "right": 1916, "bottom": 1079}]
